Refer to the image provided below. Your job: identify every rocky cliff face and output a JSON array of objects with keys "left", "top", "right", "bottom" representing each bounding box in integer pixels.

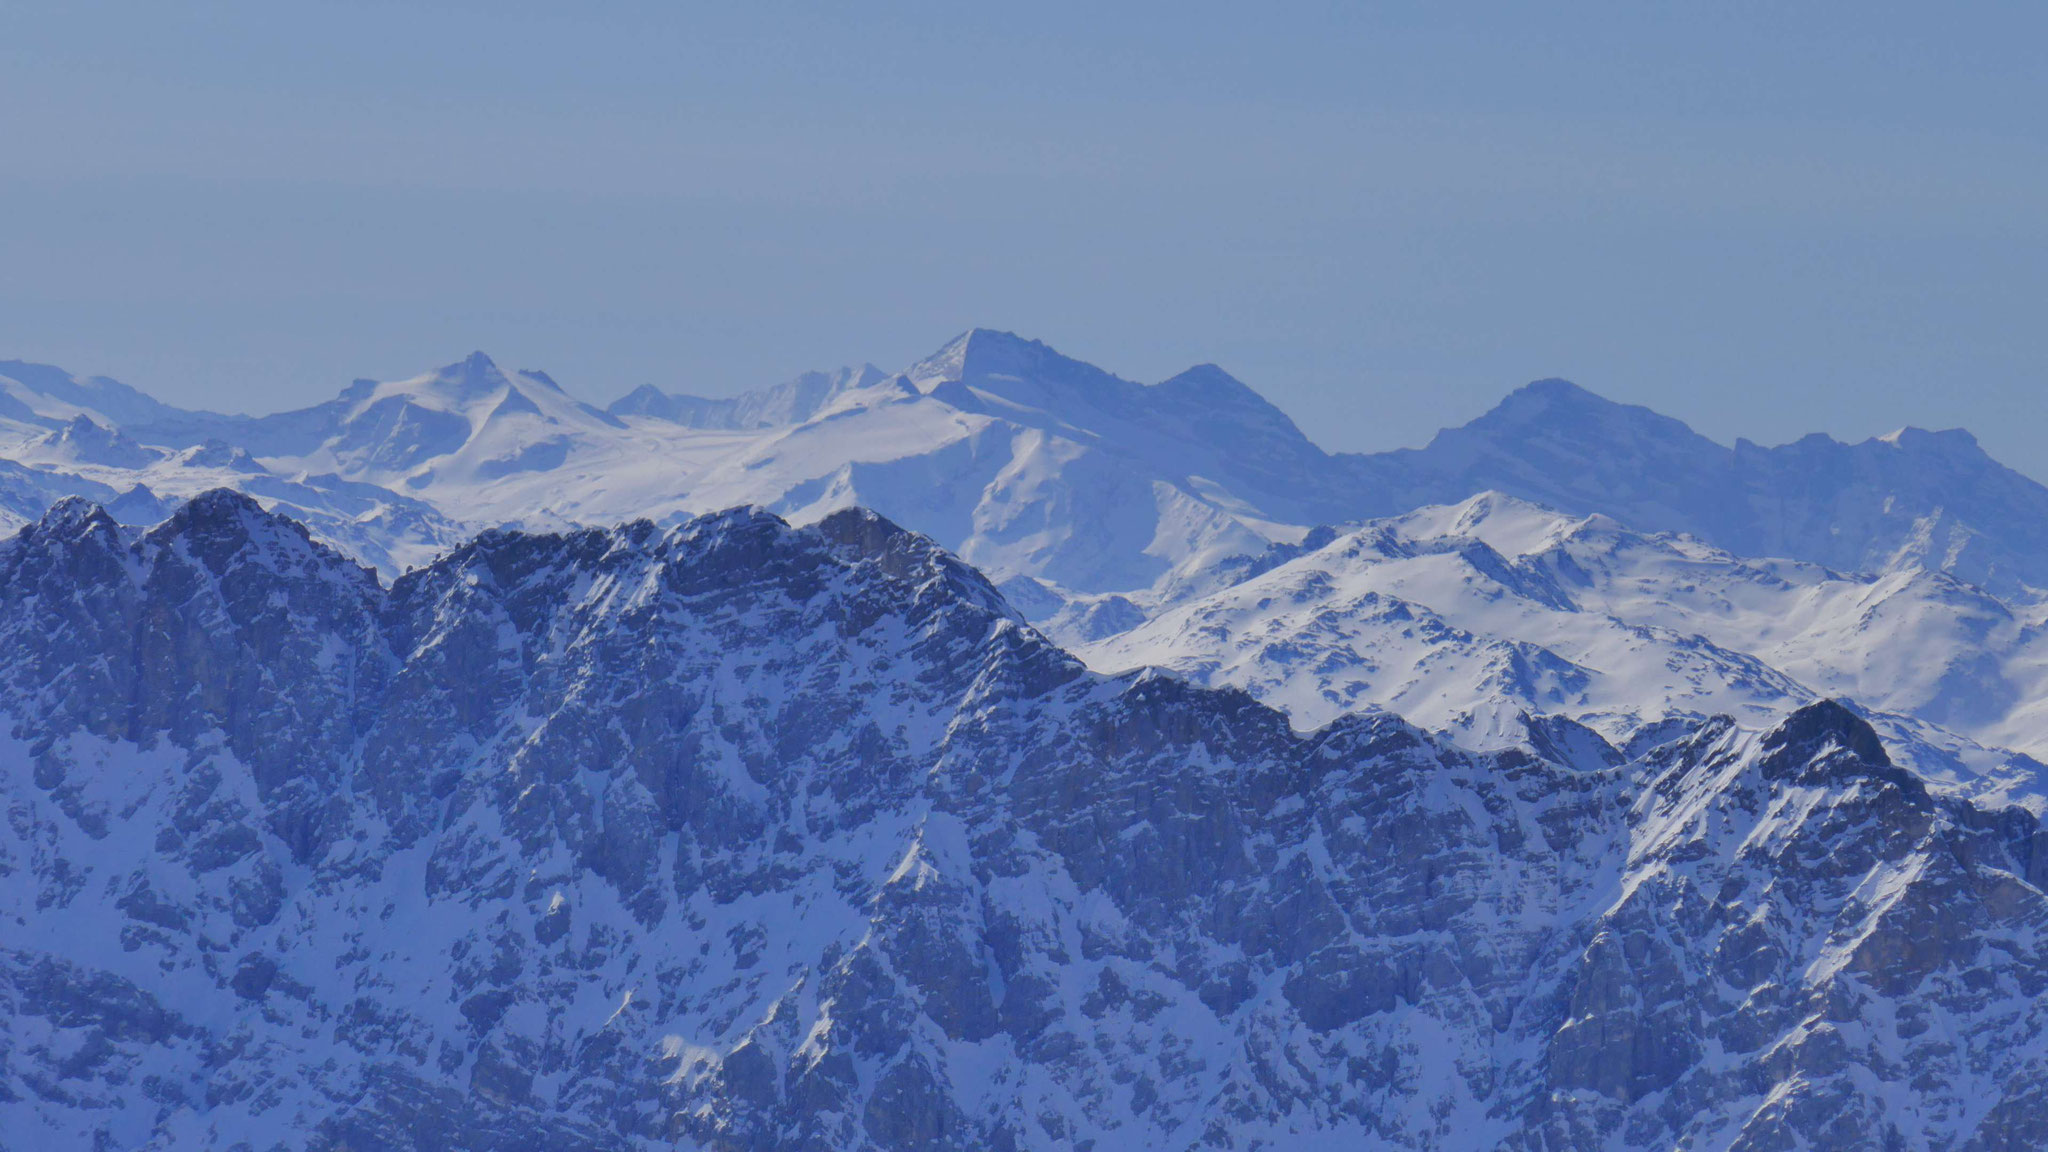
[{"left": 2, "top": 493, "right": 2045, "bottom": 1150}]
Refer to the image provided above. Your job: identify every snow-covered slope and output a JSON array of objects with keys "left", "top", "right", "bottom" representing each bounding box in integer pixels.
[
  {"left": 1346, "top": 378, "right": 2048, "bottom": 597},
  {"left": 1083, "top": 492, "right": 2048, "bottom": 798},
  {"left": 208, "top": 332, "right": 1336, "bottom": 598},
  {"left": 4, "top": 494, "right": 2048, "bottom": 1150},
  {"left": 9, "top": 334, "right": 2048, "bottom": 624},
  {"left": 0, "top": 362, "right": 466, "bottom": 571},
  {"left": 0, "top": 359, "right": 200, "bottom": 432}
]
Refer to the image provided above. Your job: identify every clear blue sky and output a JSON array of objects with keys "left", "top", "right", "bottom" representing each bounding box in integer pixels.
[{"left": 3, "top": 2, "right": 2044, "bottom": 472}]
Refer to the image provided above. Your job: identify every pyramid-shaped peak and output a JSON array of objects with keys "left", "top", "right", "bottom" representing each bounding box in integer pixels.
[
  {"left": 1154, "top": 363, "right": 1267, "bottom": 406},
  {"left": 1159, "top": 362, "right": 1241, "bottom": 389},
  {"left": 422, "top": 351, "right": 510, "bottom": 400},
  {"left": 909, "top": 329, "right": 1118, "bottom": 392}
]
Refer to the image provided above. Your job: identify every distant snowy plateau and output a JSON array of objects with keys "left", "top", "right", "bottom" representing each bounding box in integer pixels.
[{"left": 6, "top": 331, "right": 2048, "bottom": 1149}]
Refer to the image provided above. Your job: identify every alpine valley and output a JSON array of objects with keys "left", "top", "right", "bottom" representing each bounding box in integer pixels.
[{"left": 5, "top": 333, "right": 2048, "bottom": 1150}]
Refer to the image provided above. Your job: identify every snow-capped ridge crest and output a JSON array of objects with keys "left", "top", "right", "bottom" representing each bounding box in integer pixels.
[
  {"left": 27, "top": 494, "right": 123, "bottom": 545},
  {"left": 139, "top": 487, "right": 372, "bottom": 584},
  {"left": 812, "top": 505, "right": 1023, "bottom": 624}
]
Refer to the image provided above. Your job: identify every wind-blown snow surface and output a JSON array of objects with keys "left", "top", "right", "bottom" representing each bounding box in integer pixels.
[{"left": 5, "top": 493, "right": 2048, "bottom": 1150}]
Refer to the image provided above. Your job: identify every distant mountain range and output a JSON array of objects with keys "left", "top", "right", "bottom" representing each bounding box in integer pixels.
[{"left": 7, "top": 330, "right": 2046, "bottom": 601}]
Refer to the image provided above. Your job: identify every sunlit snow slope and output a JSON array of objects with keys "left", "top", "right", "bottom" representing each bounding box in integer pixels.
[{"left": 1083, "top": 492, "right": 2048, "bottom": 800}]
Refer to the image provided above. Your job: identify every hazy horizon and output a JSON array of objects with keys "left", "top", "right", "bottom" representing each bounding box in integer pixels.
[
  {"left": 4, "top": 2, "right": 2042, "bottom": 469},
  {"left": 9, "top": 329, "right": 2026, "bottom": 482}
]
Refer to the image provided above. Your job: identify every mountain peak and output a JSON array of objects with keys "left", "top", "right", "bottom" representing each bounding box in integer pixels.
[
  {"left": 422, "top": 351, "right": 509, "bottom": 402},
  {"left": 32, "top": 494, "right": 122, "bottom": 541},
  {"left": 35, "top": 414, "right": 163, "bottom": 469},
  {"left": 1154, "top": 363, "right": 1255, "bottom": 403},
  {"left": 908, "top": 328, "right": 1110, "bottom": 394},
  {"left": 1877, "top": 425, "right": 1985, "bottom": 456},
  {"left": 1441, "top": 377, "right": 1714, "bottom": 457},
  {"left": 1489, "top": 377, "right": 1618, "bottom": 418},
  {"left": 142, "top": 488, "right": 361, "bottom": 580}
]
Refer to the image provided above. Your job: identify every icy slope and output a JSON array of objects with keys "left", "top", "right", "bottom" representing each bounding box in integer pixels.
[
  {"left": 4, "top": 494, "right": 2048, "bottom": 1149},
  {"left": 1084, "top": 492, "right": 2048, "bottom": 789}
]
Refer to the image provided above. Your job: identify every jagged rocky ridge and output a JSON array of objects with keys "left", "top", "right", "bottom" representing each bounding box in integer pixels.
[{"left": 3, "top": 493, "right": 2048, "bottom": 1150}]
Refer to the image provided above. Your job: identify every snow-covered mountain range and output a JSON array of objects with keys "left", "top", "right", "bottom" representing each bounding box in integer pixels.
[
  {"left": 7, "top": 333, "right": 2048, "bottom": 1147},
  {"left": 1083, "top": 492, "right": 2048, "bottom": 804},
  {"left": 7, "top": 331, "right": 2048, "bottom": 765},
  {"left": 5, "top": 493, "right": 2048, "bottom": 1149},
  {"left": 15, "top": 330, "right": 2048, "bottom": 608}
]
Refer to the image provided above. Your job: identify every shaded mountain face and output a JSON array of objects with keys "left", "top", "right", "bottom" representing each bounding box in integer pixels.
[{"left": 5, "top": 494, "right": 2048, "bottom": 1151}]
